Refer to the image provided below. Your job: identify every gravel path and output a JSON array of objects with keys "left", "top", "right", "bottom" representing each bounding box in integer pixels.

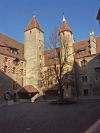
[{"left": 0, "top": 99, "right": 100, "bottom": 133}]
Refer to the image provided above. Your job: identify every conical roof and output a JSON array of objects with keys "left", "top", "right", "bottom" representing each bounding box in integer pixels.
[
  {"left": 24, "top": 15, "right": 43, "bottom": 33},
  {"left": 59, "top": 14, "right": 72, "bottom": 34}
]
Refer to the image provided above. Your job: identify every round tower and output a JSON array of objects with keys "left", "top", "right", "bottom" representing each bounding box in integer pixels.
[
  {"left": 24, "top": 15, "right": 44, "bottom": 92},
  {"left": 58, "top": 14, "right": 76, "bottom": 98},
  {"left": 59, "top": 13, "right": 74, "bottom": 71}
]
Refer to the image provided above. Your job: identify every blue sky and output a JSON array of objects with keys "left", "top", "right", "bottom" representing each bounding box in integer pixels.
[{"left": 0, "top": 0, "right": 99, "bottom": 44}]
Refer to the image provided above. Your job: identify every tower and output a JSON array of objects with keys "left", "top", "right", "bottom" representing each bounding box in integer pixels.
[
  {"left": 24, "top": 15, "right": 44, "bottom": 93},
  {"left": 59, "top": 13, "right": 74, "bottom": 72},
  {"left": 90, "top": 30, "right": 96, "bottom": 55},
  {"left": 58, "top": 14, "right": 75, "bottom": 97}
]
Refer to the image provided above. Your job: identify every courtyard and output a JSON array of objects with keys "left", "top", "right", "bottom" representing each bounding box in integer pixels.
[{"left": 0, "top": 99, "right": 100, "bottom": 133}]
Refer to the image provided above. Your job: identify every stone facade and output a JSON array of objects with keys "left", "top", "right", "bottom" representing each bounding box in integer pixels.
[
  {"left": 24, "top": 28, "right": 44, "bottom": 91},
  {"left": 0, "top": 14, "right": 100, "bottom": 104},
  {"left": 0, "top": 53, "right": 26, "bottom": 104},
  {"left": 75, "top": 54, "right": 100, "bottom": 97}
]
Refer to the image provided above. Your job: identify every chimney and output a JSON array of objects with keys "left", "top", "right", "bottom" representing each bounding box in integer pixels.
[{"left": 89, "top": 30, "right": 96, "bottom": 55}]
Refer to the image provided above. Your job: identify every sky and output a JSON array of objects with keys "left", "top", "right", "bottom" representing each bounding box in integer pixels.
[{"left": 0, "top": 0, "right": 100, "bottom": 44}]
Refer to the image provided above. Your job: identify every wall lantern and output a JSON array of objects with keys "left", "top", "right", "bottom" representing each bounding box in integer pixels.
[
  {"left": 13, "top": 57, "right": 20, "bottom": 65},
  {"left": 81, "top": 58, "right": 87, "bottom": 66}
]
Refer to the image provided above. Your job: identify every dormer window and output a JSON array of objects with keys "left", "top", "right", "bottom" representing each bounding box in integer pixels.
[
  {"left": 11, "top": 49, "right": 14, "bottom": 54},
  {"left": 10, "top": 47, "right": 18, "bottom": 55},
  {"left": 78, "top": 49, "right": 86, "bottom": 54}
]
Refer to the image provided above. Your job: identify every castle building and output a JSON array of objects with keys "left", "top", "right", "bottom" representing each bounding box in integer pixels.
[{"left": 0, "top": 14, "right": 100, "bottom": 104}]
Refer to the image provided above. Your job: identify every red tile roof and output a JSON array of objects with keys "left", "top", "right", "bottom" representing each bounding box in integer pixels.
[
  {"left": 59, "top": 20, "right": 72, "bottom": 34},
  {"left": 44, "top": 37, "right": 100, "bottom": 65},
  {"left": 74, "top": 37, "right": 100, "bottom": 59},
  {"left": 44, "top": 48, "right": 60, "bottom": 66},
  {"left": 74, "top": 39, "right": 90, "bottom": 59},
  {"left": 24, "top": 16, "right": 43, "bottom": 33},
  {"left": 0, "top": 33, "right": 24, "bottom": 60},
  {"left": 18, "top": 85, "right": 38, "bottom": 93}
]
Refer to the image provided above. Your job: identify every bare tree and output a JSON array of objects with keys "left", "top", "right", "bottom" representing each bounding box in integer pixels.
[
  {"left": 44, "top": 26, "right": 59, "bottom": 50},
  {"left": 40, "top": 26, "right": 76, "bottom": 101}
]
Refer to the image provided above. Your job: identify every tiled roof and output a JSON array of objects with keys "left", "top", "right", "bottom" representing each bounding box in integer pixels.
[
  {"left": 24, "top": 16, "right": 43, "bottom": 33},
  {"left": 18, "top": 85, "right": 38, "bottom": 93},
  {"left": 44, "top": 37, "right": 100, "bottom": 64},
  {"left": 59, "top": 20, "right": 72, "bottom": 34},
  {"left": 0, "top": 33, "right": 24, "bottom": 60},
  {"left": 44, "top": 48, "right": 60, "bottom": 66},
  {"left": 74, "top": 37, "right": 100, "bottom": 59},
  {"left": 74, "top": 39, "right": 90, "bottom": 59}
]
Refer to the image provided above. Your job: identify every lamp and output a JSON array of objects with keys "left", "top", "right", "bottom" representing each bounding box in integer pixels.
[
  {"left": 13, "top": 57, "right": 20, "bottom": 65},
  {"left": 81, "top": 58, "right": 87, "bottom": 66}
]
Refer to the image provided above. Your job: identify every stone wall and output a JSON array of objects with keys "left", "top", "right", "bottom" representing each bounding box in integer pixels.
[
  {"left": 0, "top": 54, "right": 26, "bottom": 103},
  {"left": 24, "top": 28, "right": 44, "bottom": 92},
  {"left": 75, "top": 55, "right": 100, "bottom": 97}
]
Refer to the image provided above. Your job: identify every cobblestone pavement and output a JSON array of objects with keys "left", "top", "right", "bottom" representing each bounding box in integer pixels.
[{"left": 0, "top": 99, "right": 100, "bottom": 133}]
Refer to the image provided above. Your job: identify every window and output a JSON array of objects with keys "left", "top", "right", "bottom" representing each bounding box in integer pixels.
[
  {"left": 39, "top": 72, "right": 42, "bottom": 77},
  {"left": 48, "top": 68, "right": 52, "bottom": 74},
  {"left": 45, "top": 71, "right": 48, "bottom": 77},
  {"left": 12, "top": 60, "right": 14, "bottom": 64},
  {"left": 13, "top": 67, "right": 16, "bottom": 74},
  {"left": 84, "top": 89, "right": 88, "bottom": 95},
  {"left": 82, "top": 76, "right": 88, "bottom": 81},
  {"left": 54, "top": 79, "right": 57, "bottom": 84},
  {"left": 39, "top": 55, "right": 42, "bottom": 60},
  {"left": 11, "top": 49, "right": 14, "bottom": 54},
  {"left": 40, "top": 64, "right": 42, "bottom": 68},
  {"left": 94, "top": 77, "right": 99, "bottom": 81},
  {"left": 4, "top": 57, "right": 8, "bottom": 62},
  {"left": 38, "top": 80, "right": 42, "bottom": 87},
  {"left": 95, "top": 67, "right": 100, "bottom": 72},
  {"left": 20, "top": 69, "right": 24, "bottom": 75},
  {"left": 20, "top": 62, "right": 23, "bottom": 66},
  {"left": 39, "top": 47, "right": 41, "bottom": 50},
  {"left": 56, "top": 67, "right": 59, "bottom": 73},
  {"left": 13, "top": 81, "right": 17, "bottom": 90},
  {"left": 48, "top": 81, "right": 53, "bottom": 85},
  {"left": 10, "top": 49, "right": 17, "bottom": 54},
  {"left": 4, "top": 66, "right": 7, "bottom": 73},
  {"left": 78, "top": 49, "right": 86, "bottom": 54}
]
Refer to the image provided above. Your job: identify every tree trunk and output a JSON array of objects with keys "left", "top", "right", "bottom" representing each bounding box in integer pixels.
[{"left": 60, "top": 89, "right": 64, "bottom": 101}]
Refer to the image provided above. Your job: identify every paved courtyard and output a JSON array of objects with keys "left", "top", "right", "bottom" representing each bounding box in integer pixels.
[{"left": 0, "top": 99, "right": 100, "bottom": 133}]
